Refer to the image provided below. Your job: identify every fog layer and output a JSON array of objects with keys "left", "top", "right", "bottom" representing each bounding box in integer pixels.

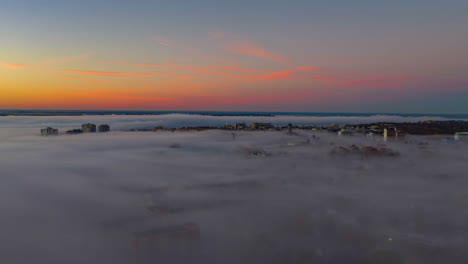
[{"left": 1, "top": 117, "right": 468, "bottom": 263}]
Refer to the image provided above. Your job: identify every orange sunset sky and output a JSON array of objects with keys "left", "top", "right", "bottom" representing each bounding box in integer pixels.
[{"left": 1, "top": 0, "right": 468, "bottom": 113}]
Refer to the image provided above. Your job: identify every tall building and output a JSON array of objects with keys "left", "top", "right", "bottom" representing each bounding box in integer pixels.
[
  {"left": 98, "top": 124, "right": 110, "bottom": 132},
  {"left": 383, "top": 127, "right": 399, "bottom": 142},
  {"left": 41, "top": 127, "right": 58, "bottom": 136},
  {"left": 82, "top": 123, "right": 97, "bottom": 133}
]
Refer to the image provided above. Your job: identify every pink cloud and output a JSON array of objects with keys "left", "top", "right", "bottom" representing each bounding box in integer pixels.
[
  {"left": 153, "top": 36, "right": 171, "bottom": 47},
  {"left": 204, "top": 65, "right": 263, "bottom": 72},
  {"left": 226, "top": 41, "right": 289, "bottom": 63},
  {"left": 208, "top": 32, "right": 289, "bottom": 63},
  {"left": 259, "top": 66, "right": 318, "bottom": 81},
  {"left": 315, "top": 67, "right": 377, "bottom": 78}
]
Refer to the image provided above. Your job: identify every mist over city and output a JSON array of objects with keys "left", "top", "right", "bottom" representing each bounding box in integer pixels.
[
  {"left": 2, "top": 0, "right": 468, "bottom": 263},
  {"left": 0, "top": 115, "right": 467, "bottom": 263}
]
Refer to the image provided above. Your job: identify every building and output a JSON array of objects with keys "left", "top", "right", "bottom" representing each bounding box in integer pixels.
[
  {"left": 98, "top": 124, "right": 110, "bottom": 132},
  {"left": 249, "top": 122, "right": 274, "bottom": 130},
  {"left": 66, "top": 129, "right": 83, "bottom": 135},
  {"left": 41, "top": 127, "right": 58, "bottom": 136},
  {"left": 235, "top": 122, "right": 246, "bottom": 130},
  {"left": 454, "top": 132, "right": 468, "bottom": 142},
  {"left": 383, "top": 127, "right": 402, "bottom": 141},
  {"left": 82, "top": 123, "right": 96, "bottom": 133}
]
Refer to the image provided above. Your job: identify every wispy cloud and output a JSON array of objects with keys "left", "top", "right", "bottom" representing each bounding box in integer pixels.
[
  {"left": 153, "top": 36, "right": 171, "bottom": 47},
  {"left": 93, "top": 59, "right": 417, "bottom": 91},
  {"left": 96, "top": 61, "right": 263, "bottom": 73},
  {"left": 206, "top": 65, "right": 263, "bottom": 72},
  {"left": 259, "top": 66, "right": 317, "bottom": 81},
  {"left": 59, "top": 68, "right": 193, "bottom": 80},
  {"left": 208, "top": 32, "right": 289, "bottom": 63},
  {"left": 1, "top": 53, "right": 91, "bottom": 71},
  {"left": 96, "top": 61, "right": 160, "bottom": 67},
  {"left": 38, "top": 53, "right": 92, "bottom": 66},
  {"left": 59, "top": 69, "right": 161, "bottom": 77},
  {"left": 225, "top": 41, "right": 289, "bottom": 64},
  {"left": 58, "top": 75, "right": 104, "bottom": 83},
  {"left": 0, "top": 61, "right": 26, "bottom": 69}
]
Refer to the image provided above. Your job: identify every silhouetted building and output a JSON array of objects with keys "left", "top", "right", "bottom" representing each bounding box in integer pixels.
[
  {"left": 249, "top": 122, "right": 274, "bottom": 130},
  {"left": 82, "top": 123, "right": 96, "bottom": 133},
  {"left": 66, "top": 129, "right": 83, "bottom": 135},
  {"left": 98, "top": 124, "right": 110, "bottom": 132},
  {"left": 41, "top": 127, "right": 58, "bottom": 136}
]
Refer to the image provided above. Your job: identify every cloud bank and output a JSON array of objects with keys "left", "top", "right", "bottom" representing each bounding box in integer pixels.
[{"left": 1, "top": 116, "right": 468, "bottom": 263}]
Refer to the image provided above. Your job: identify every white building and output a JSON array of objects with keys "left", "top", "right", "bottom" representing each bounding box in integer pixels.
[
  {"left": 383, "top": 128, "right": 399, "bottom": 142},
  {"left": 454, "top": 132, "right": 468, "bottom": 142}
]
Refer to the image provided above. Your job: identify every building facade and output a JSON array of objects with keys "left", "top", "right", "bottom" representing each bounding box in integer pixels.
[
  {"left": 82, "top": 123, "right": 97, "bottom": 133},
  {"left": 41, "top": 127, "right": 58, "bottom": 136},
  {"left": 98, "top": 124, "right": 110, "bottom": 132},
  {"left": 455, "top": 132, "right": 468, "bottom": 141}
]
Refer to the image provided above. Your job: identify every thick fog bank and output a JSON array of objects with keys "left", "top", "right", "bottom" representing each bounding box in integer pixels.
[{"left": 1, "top": 121, "right": 468, "bottom": 263}]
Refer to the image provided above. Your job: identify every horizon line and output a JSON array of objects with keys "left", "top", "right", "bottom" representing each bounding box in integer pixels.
[{"left": 1, "top": 109, "right": 468, "bottom": 116}]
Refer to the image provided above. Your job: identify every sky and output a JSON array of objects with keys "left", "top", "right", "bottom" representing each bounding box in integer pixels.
[{"left": 1, "top": 0, "right": 467, "bottom": 113}]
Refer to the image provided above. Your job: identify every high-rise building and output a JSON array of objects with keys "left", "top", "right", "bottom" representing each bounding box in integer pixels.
[
  {"left": 82, "top": 123, "right": 97, "bottom": 133},
  {"left": 41, "top": 127, "right": 58, "bottom": 136},
  {"left": 98, "top": 124, "right": 110, "bottom": 132}
]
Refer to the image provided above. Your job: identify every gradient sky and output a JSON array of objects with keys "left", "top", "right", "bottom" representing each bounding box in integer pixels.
[{"left": 1, "top": 0, "right": 467, "bottom": 113}]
